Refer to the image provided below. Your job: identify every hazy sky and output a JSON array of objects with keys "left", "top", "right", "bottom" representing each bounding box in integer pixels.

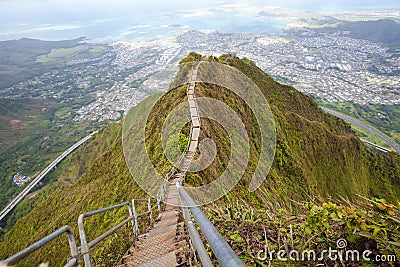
[
  {"left": 1, "top": 0, "right": 399, "bottom": 18},
  {"left": 0, "top": 0, "right": 399, "bottom": 41}
]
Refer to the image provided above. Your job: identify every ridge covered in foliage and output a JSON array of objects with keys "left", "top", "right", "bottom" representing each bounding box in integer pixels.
[{"left": 0, "top": 53, "right": 399, "bottom": 266}]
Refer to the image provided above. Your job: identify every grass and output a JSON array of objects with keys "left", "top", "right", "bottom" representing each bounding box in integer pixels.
[
  {"left": 313, "top": 97, "right": 400, "bottom": 146},
  {"left": 36, "top": 45, "right": 107, "bottom": 63},
  {"left": 36, "top": 46, "right": 85, "bottom": 62},
  {"left": 89, "top": 45, "right": 107, "bottom": 53},
  {"left": 349, "top": 124, "right": 393, "bottom": 150},
  {"left": 350, "top": 123, "right": 371, "bottom": 138}
]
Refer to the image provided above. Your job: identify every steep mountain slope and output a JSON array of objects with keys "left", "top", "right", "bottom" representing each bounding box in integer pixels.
[
  {"left": 0, "top": 123, "right": 147, "bottom": 266},
  {"left": 221, "top": 55, "right": 400, "bottom": 203},
  {"left": 0, "top": 54, "right": 399, "bottom": 266}
]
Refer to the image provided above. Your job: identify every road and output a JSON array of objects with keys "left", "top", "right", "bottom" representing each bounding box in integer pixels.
[
  {"left": 323, "top": 108, "right": 400, "bottom": 154},
  {"left": 0, "top": 131, "right": 98, "bottom": 222},
  {"left": 360, "top": 139, "right": 391, "bottom": 153}
]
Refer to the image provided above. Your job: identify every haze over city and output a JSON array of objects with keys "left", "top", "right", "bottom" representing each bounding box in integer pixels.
[{"left": 1, "top": 0, "right": 399, "bottom": 41}]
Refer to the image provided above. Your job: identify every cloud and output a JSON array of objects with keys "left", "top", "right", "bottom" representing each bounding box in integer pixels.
[
  {"left": 174, "top": 8, "right": 214, "bottom": 18},
  {"left": 120, "top": 30, "right": 137, "bottom": 36},
  {"left": 0, "top": 23, "right": 86, "bottom": 36},
  {"left": 126, "top": 25, "right": 151, "bottom": 29}
]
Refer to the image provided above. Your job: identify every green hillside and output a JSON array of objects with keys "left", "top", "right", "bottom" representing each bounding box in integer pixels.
[
  {"left": 0, "top": 98, "right": 96, "bottom": 215},
  {"left": 0, "top": 122, "right": 148, "bottom": 266},
  {"left": 0, "top": 54, "right": 399, "bottom": 266}
]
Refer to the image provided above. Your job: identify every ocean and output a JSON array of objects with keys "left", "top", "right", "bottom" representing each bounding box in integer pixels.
[{"left": 0, "top": 0, "right": 398, "bottom": 42}]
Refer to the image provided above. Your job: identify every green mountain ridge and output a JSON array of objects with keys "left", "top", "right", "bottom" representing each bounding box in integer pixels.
[
  {"left": 315, "top": 19, "right": 400, "bottom": 49},
  {"left": 0, "top": 54, "right": 399, "bottom": 266}
]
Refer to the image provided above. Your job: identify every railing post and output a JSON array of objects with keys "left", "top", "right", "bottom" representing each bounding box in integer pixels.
[
  {"left": 147, "top": 198, "right": 152, "bottom": 222},
  {"left": 77, "top": 202, "right": 136, "bottom": 266},
  {"left": 126, "top": 204, "right": 136, "bottom": 237},
  {"left": 132, "top": 199, "right": 139, "bottom": 237},
  {"left": 157, "top": 192, "right": 161, "bottom": 213},
  {"left": 78, "top": 214, "right": 91, "bottom": 267}
]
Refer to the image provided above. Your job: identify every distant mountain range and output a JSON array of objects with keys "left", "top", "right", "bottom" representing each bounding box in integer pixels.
[{"left": 316, "top": 19, "right": 400, "bottom": 49}]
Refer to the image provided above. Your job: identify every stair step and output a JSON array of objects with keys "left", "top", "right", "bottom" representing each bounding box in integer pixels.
[
  {"left": 123, "top": 224, "right": 178, "bottom": 265},
  {"left": 136, "top": 251, "right": 177, "bottom": 267},
  {"left": 147, "top": 224, "right": 176, "bottom": 237},
  {"left": 124, "top": 246, "right": 176, "bottom": 266},
  {"left": 158, "top": 210, "right": 179, "bottom": 218},
  {"left": 152, "top": 218, "right": 178, "bottom": 228}
]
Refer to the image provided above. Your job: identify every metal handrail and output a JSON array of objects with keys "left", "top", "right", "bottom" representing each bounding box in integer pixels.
[
  {"left": 179, "top": 185, "right": 212, "bottom": 267},
  {"left": 165, "top": 166, "right": 177, "bottom": 183},
  {"left": 77, "top": 184, "right": 168, "bottom": 267},
  {"left": 0, "top": 184, "right": 168, "bottom": 267},
  {"left": 0, "top": 225, "right": 79, "bottom": 267},
  {"left": 177, "top": 184, "right": 245, "bottom": 267},
  {"left": 78, "top": 202, "right": 135, "bottom": 267},
  {"left": 174, "top": 61, "right": 244, "bottom": 267}
]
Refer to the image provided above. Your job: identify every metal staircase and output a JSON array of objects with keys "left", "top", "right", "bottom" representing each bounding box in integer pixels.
[
  {"left": 118, "top": 181, "right": 184, "bottom": 266},
  {"left": 117, "top": 63, "right": 201, "bottom": 267},
  {"left": 0, "top": 62, "right": 244, "bottom": 267}
]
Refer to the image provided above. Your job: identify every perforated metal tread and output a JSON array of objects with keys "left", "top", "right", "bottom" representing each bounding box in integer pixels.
[
  {"left": 120, "top": 214, "right": 180, "bottom": 266},
  {"left": 119, "top": 197, "right": 182, "bottom": 267},
  {"left": 136, "top": 252, "right": 177, "bottom": 267}
]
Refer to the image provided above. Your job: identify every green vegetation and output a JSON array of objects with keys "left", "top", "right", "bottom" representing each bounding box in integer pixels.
[
  {"left": 89, "top": 45, "right": 107, "bottom": 54},
  {"left": 0, "top": 38, "right": 81, "bottom": 89},
  {"left": 0, "top": 38, "right": 115, "bottom": 217},
  {"left": 36, "top": 46, "right": 86, "bottom": 63},
  {"left": 179, "top": 51, "right": 203, "bottom": 64},
  {"left": 0, "top": 123, "right": 149, "bottom": 266},
  {"left": 0, "top": 39, "right": 117, "bottom": 216},
  {"left": 1, "top": 54, "right": 399, "bottom": 266},
  {"left": 143, "top": 53, "right": 400, "bottom": 265},
  {"left": 0, "top": 38, "right": 109, "bottom": 89},
  {"left": 0, "top": 38, "right": 85, "bottom": 65},
  {"left": 36, "top": 45, "right": 108, "bottom": 63},
  {"left": 165, "top": 133, "right": 189, "bottom": 160},
  {"left": 350, "top": 124, "right": 393, "bottom": 150},
  {"left": 208, "top": 196, "right": 400, "bottom": 266},
  {"left": 197, "top": 54, "right": 400, "bottom": 265}
]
